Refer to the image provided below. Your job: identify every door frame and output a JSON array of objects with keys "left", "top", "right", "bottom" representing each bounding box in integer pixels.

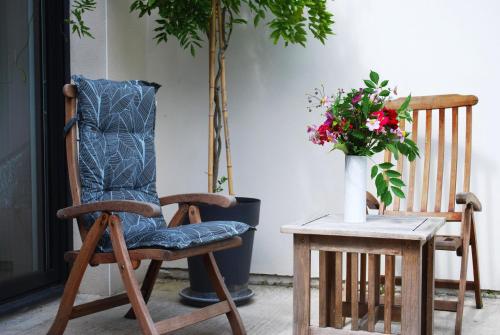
[{"left": 0, "top": 0, "right": 71, "bottom": 313}]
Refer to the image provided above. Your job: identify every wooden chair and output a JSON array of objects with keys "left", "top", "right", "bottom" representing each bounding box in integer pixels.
[
  {"left": 367, "top": 94, "right": 483, "bottom": 335},
  {"left": 47, "top": 82, "right": 247, "bottom": 335}
]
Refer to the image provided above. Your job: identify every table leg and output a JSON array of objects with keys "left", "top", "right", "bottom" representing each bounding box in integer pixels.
[
  {"left": 293, "top": 235, "right": 311, "bottom": 335},
  {"left": 402, "top": 241, "right": 422, "bottom": 335},
  {"left": 334, "top": 252, "right": 344, "bottom": 329},
  {"left": 421, "top": 237, "right": 435, "bottom": 335},
  {"left": 319, "top": 251, "right": 335, "bottom": 327}
]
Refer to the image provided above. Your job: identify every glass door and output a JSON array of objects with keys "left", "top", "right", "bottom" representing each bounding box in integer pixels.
[{"left": 0, "top": 0, "right": 70, "bottom": 304}]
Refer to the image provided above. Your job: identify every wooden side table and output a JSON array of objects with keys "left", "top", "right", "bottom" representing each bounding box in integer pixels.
[{"left": 281, "top": 214, "right": 445, "bottom": 335}]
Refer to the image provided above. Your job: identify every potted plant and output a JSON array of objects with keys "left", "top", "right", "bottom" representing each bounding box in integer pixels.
[
  {"left": 307, "top": 71, "right": 419, "bottom": 221},
  {"left": 69, "top": 0, "right": 335, "bottom": 305}
]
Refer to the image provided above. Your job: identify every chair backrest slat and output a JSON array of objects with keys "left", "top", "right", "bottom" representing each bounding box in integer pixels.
[
  {"left": 392, "top": 120, "right": 406, "bottom": 211},
  {"left": 464, "top": 106, "right": 472, "bottom": 192},
  {"left": 448, "top": 107, "right": 459, "bottom": 212},
  {"left": 406, "top": 110, "right": 419, "bottom": 211},
  {"left": 434, "top": 108, "right": 446, "bottom": 212},
  {"left": 381, "top": 94, "right": 477, "bottom": 222},
  {"left": 420, "top": 109, "right": 433, "bottom": 212}
]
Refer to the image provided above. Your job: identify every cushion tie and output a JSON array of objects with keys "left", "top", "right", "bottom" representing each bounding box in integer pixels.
[{"left": 63, "top": 115, "right": 79, "bottom": 137}]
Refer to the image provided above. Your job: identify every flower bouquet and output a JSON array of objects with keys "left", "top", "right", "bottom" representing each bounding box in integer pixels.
[{"left": 307, "top": 71, "right": 419, "bottom": 222}]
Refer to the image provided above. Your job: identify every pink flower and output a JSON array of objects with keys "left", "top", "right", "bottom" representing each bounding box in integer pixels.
[
  {"left": 366, "top": 119, "right": 380, "bottom": 131},
  {"left": 391, "top": 128, "right": 406, "bottom": 142},
  {"left": 352, "top": 94, "right": 362, "bottom": 105}
]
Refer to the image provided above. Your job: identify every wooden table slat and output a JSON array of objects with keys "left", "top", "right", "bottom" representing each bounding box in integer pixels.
[{"left": 281, "top": 214, "right": 445, "bottom": 241}]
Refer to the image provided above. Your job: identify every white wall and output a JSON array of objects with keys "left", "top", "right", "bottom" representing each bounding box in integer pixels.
[{"left": 72, "top": 0, "right": 500, "bottom": 290}]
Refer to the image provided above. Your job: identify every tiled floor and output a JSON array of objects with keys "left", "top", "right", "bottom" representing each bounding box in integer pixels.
[{"left": 0, "top": 278, "right": 498, "bottom": 334}]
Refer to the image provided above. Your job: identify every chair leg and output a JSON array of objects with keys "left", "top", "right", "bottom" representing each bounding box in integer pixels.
[
  {"left": 47, "top": 214, "right": 109, "bottom": 335},
  {"left": 109, "top": 215, "right": 158, "bottom": 335},
  {"left": 455, "top": 208, "right": 473, "bottom": 335},
  {"left": 470, "top": 219, "right": 483, "bottom": 309},
  {"left": 203, "top": 252, "right": 246, "bottom": 335},
  {"left": 124, "top": 260, "right": 163, "bottom": 319}
]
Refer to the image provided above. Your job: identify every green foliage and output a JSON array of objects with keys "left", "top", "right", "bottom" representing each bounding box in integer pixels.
[
  {"left": 131, "top": 0, "right": 334, "bottom": 54},
  {"left": 68, "top": 0, "right": 96, "bottom": 38},
  {"left": 371, "top": 161, "right": 407, "bottom": 207},
  {"left": 70, "top": 0, "right": 335, "bottom": 55},
  {"left": 214, "top": 176, "right": 228, "bottom": 193}
]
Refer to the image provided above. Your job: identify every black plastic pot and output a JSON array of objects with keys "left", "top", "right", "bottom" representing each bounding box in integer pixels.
[{"left": 179, "top": 197, "right": 260, "bottom": 307}]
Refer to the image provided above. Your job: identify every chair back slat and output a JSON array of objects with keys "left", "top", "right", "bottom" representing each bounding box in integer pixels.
[
  {"left": 448, "top": 107, "right": 459, "bottom": 212},
  {"left": 63, "top": 84, "right": 86, "bottom": 240},
  {"left": 380, "top": 94, "right": 477, "bottom": 222},
  {"left": 464, "top": 106, "right": 472, "bottom": 192},
  {"left": 392, "top": 120, "right": 406, "bottom": 211},
  {"left": 406, "top": 110, "right": 419, "bottom": 211},
  {"left": 420, "top": 110, "right": 433, "bottom": 211},
  {"left": 434, "top": 108, "right": 446, "bottom": 212}
]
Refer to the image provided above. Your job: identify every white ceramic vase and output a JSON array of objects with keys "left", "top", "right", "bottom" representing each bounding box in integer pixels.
[{"left": 344, "top": 155, "right": 367, "bottom": 223}]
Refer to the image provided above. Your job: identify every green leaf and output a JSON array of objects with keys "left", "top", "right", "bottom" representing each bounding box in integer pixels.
[
  {"left": 381, "top": 190, "right": 393, "bottom": 206},
  {"left": 385, "top": 170, "right": 401, "bottom": 178},
  {"left": 375, "top": 173, "right": 387, "bottom": 197},
  {"left": 387, "top": 143, "right": 399, "bottom": 160},
  {"left": 391, "top": 186, "right": 405, "bottom": 198},
  {"left": 380, "top": 80, "right": 389, "bottom": 87},
  {"left": 369, "top": 71, "right": 379, "bottom": 84},
  {"left": 379, "top": 162, "right": 393, "bottom": 170},
  {"left": 333, "top": 143, "right": 348, "bottom": 154},
  {"left": 389, "top": 178, "right": 405, "bottom": 187},
  {"left": 371, "top": 165, "right": 378, "bottom": 179},
  {"left": 398, "top": 94, "right": 412, "bottom": 113},
  {"left": 364, "top": 80, "right": 376, "bottom": 88}
]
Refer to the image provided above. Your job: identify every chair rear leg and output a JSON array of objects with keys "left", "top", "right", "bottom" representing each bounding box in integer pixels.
[
  {"left": 124, "top": 260, "right": 163, "bottom": 319},
  {"left": 203, "top": 252, "right": 246, "bottom": 335},
  {"left": 47, "top": 214, "right": 109, "bottom": 335},
  {"left": 470, "top": 220, "right": 483, "bottom": 309},
  {"left": 109, "top": 215, "right": 158, "bottom": 335}
]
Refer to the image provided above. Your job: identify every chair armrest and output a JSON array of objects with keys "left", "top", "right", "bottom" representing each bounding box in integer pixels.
[
  {"left": 57, "top": 200, "right": 162, "bottom": 219},
  {"left": 456, "top": 192, "right": 482, "bottom": 212},
  {"left": 366, "top": 191, "right": 380, "bottom": 210},
  {"left": 159, "top": 193, "right": 237, "bottom": 208}
]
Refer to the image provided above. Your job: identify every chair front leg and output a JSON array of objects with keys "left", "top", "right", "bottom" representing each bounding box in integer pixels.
[
  {"left": 48, "top": 213, "right": 109, "bottom": 335},
  {"left": 124, "top": 259, "right": 163, "bottom": 319},
  {"left": 455, "top": 206, "right": 473, "bottom": 335},
  {"left": 203, "top": 252, "right": 246, "bottom": 335},
  {"left": 470, "top": 214, "right": 483, "bottom": 309},
  {"left": 108, "top": 215, "right": 158, "bottom": 335}
]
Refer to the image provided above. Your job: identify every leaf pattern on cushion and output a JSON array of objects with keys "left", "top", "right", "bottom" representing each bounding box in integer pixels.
[{"left": 73, "top": 75, "right": 249, "bottom": 252}]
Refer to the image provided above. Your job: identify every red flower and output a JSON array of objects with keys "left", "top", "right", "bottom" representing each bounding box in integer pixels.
[
  {"left": 316, "top": 124, "right": 331, "bottom": 144},
  {"left": 372, "top": 108, "right": 399, "bottom": 129},
  {"left": 372, "top": 111, "right": 389, "bottom": 127},
  {"left": 384, "top": 108, "right": 399, "bottom": 129}
]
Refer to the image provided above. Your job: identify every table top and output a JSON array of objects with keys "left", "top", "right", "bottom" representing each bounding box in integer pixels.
[{"left": 280, "top": 214, "right": 446, "bottom": 241}]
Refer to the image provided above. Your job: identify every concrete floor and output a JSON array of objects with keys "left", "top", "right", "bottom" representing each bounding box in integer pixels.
[{"left": 0, "top": 278, "right": 498, "bottom": 335}]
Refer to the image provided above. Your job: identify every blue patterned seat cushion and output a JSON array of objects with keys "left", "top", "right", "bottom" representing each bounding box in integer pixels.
[{"left": 72, "top": 75, "right": 249, "bottom": 252}]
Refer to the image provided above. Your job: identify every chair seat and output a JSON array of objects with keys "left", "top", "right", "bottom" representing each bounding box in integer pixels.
[
  {"left": 65, "top": 236, "right": 243, "bottom": 265},
  {"left": 123, "top": 220, "right": 249, "bottom": 251},
  {"left": 436, "top": 235, "right": 462, "bottom": 251}
]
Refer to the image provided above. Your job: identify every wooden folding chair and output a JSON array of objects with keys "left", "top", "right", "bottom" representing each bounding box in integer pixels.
[
  {"left": 48, "top": 78, "right": 247, "bottom": 335},
  {"left": 367, "top": 94, "right": 483, "bottom": 335}
]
